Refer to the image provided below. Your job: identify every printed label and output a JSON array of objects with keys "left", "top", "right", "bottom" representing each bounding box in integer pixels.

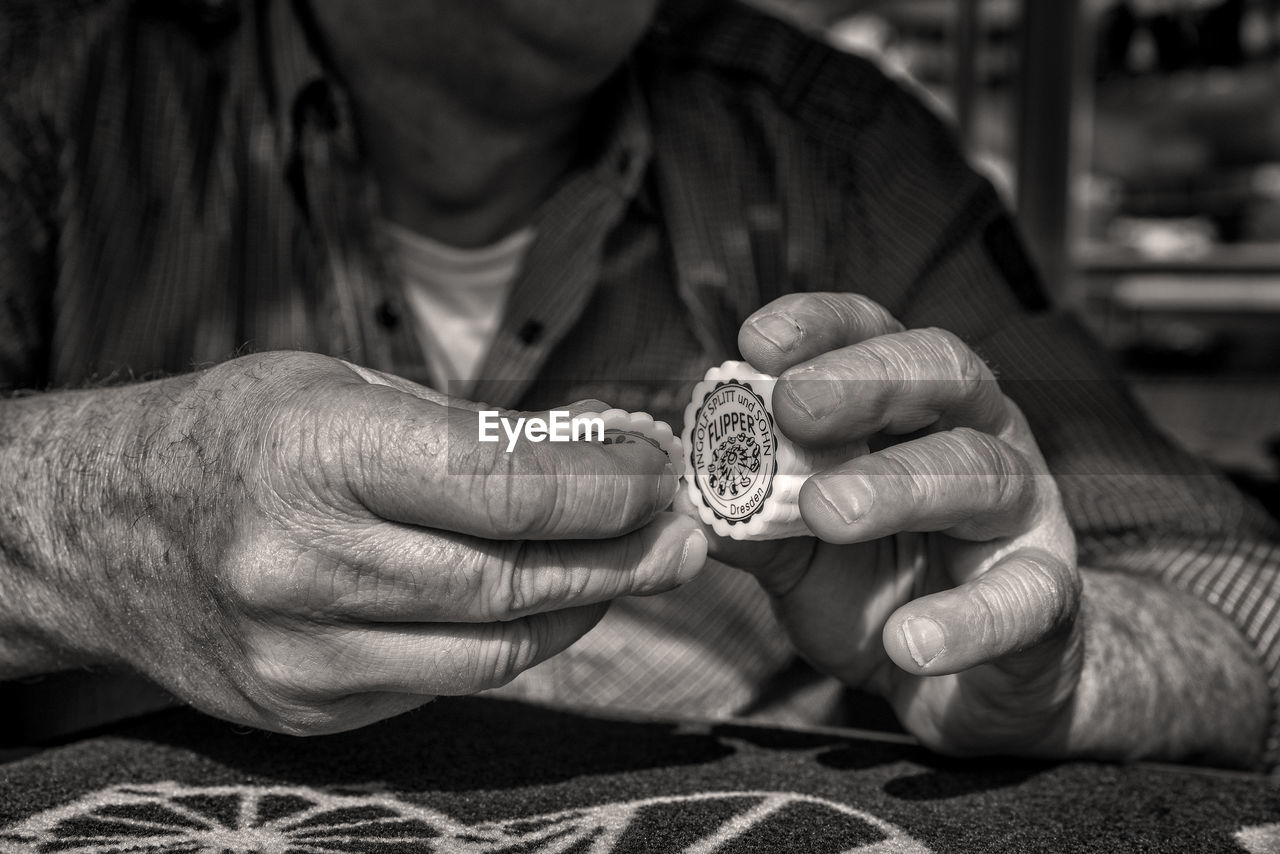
[
  {"left": 601, "top": 429, "right": 664, "bottom": 452},
  {"left": 688, "top": 380, "right": 777, "bottom": 524}
]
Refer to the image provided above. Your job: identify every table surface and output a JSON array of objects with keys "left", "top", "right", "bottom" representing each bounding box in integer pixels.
[{"left": 2, "top": 697, "right": 1278, "bottom": 853}]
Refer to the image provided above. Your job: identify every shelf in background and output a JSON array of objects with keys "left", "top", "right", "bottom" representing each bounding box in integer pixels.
[
  {"left": 1078, "top": 242, "right": 1280, "bottom": 276},
  {"left": 1077, "top": 242, "right": 1280, "bottom": 312},
  {"left": 1129, "top": 375, "right": 1280, "bottom": 479},
  {"left": 1107, "top": 275, "right": 1280, "bottom": 312}
]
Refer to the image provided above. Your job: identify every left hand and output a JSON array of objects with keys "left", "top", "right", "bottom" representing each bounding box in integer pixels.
[{"left": 705, "top": 293, "right": 1082, "bottom": 756}]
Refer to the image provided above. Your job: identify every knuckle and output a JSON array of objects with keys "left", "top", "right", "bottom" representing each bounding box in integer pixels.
[
  {"left": 258, "top": 398, "right": 351, "bottom": 509},
  {"left": 850, "top": 347, "right": 901, "bottom": 427},
  {"left": 474, "top": 620, "right": 542, "bottom": 690},
  {"left": 994, "top": 460, "right": 1036, "bottom": 514},
  {"left": 818, "top": 292, "right": 882, "bottom": 328},
  {"left": 615, "top": 531, "right": 666, "bottom": 593},
  {"left": 973, "top": 554, "right": 1075, "bottom": 648},
  {"left": 858, "top": 294, "right": 900, "bottom": 330},
  {"left": 932, "top": 327, "right": 974, "bottom": 365},
  {"left": 956, "top": 352, "right": 990, "bottom": 404},
  {"left": 222, "top": 550, "right": 297, "bottom": 615},
  {"left": 258, "top": 703, "right": 336, "bottom": 737},
  {"left": 342, "top": 411, "right": 391, "bottom": 499},
  {"left": 870, "top": 444, "right": 916, "bottom": 480},
  {"left": 1020, "top": 550, "right": 1081, "bottom": 629},
  {"left": 969, "top": 579, "right": 1011, "bottom": 647},
  {"left": 485, "top": 542, "right": 570, "bottom": 617},
  {"left": 498, "top": 559, "right": 532, "bottom": 615},
  {"left": 523, "top": 556, "right": 588, "bottom": 615},
  {"left": 241, "top": 649, "right": 326, "bottom": 731},
  {"left": 997, "top": 396, "right": 1034, "bottom": 445},
  {"left": 259, "top": 695, "right": 367, "bottom": 736},
  {"left": 947, "top": 428, "right": 1031, "bottom": 516},
  {"left": 971, "top": 570, "right": 1044, "bottom": 648},
  {"left": 859, "top": 339, "right": 904, "bottom": 385},
  {"left": 222, "top": 558, "right": 273, "bottom": 611},
  {"left": 611, "top": 472, "right": 662, "bottom": 530},
  {"left": 436, "top": 551, "right": 492, "bottom": 615},
  {"left": 946, "top": 428, "right": 1012, "bottom": 476},
  {"left": 919, "top": 326, "right": 964, "bottom": 357},
  {"left": 571, "top": 457, "right": 656, "bottom": 533},
  {"left": 476, "top": 456, "right": 557, "bottom": 539},
  {"left": 872, "top": 447, "right": 934, "bottom": 505},
  {"left": 419, "top": 538, "right": 518, "bottom": 621},
  {"left": 222, "top": 540, "right": 346, "bottom": 616},
  {"left": 967, "top": 430, "right": 1026, "bottom": 498},
  {"left": 924, "top": 328, "right": 986, "bottom": 387},
  {"left": 242, "top": 641, "right": 307, "bottom": 697}
]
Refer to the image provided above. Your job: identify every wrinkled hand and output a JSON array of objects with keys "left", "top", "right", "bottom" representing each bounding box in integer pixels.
[
  {"left": 107, "top": 352, "right": 705, "bottom": 735},
  {"left": 716, "top": 294, "right": 1081, "bottom": 756}
]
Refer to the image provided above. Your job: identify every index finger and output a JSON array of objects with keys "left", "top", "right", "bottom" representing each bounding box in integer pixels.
[
  {"left": 324, "top": 384, "right": 680, "bottom": 541},
  {"left": 739, "top": 293, "right": 905, "bottom": 376}
]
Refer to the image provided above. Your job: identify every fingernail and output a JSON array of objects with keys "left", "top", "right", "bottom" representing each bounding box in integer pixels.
[
  {"left": 812, "top": 476, "right": 872, "bottom": 526},
  {"left": 784, "top": 368, "right": 841, "bottom": 421},
  {"left": 678, "top": 528, "right": 709, "bottom": 582},
  {"left": 750, "top": 314, "right": 801, "bottom": 353},
  {"left": 658, "top": 461, "right": 679, "bottom": 509},
  {"left": 902, "top": 617, "right": 945, "bottom": 668}
]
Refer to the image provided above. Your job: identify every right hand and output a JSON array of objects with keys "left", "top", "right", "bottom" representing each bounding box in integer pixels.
[{"left": 91, "top": 352, "right": 705, "bottom": 734}]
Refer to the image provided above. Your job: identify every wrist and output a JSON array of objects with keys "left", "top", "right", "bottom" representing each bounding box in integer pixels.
[
  {"left": 0, "top": 392, "right": 121, "bottom": 674},
  {"left": 0, "top": 377, "right": 198, "bottom": 676},
  {"left": 1048, "top": 570, "right": 1268, "bottom": 767}
]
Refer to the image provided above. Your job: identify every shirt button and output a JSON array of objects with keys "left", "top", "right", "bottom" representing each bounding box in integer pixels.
[
  {"left": 375, "top": 301, "right": 401, "bottom": 331},
  {"left": 299, "top": 80, "right": 340, "bottom": 132},
  {"left": 519, "top": 320, "right": 544, "bottom": 346},
  {"left": 616, "top": 149, "right": 634, "bottom": 176},
  {"left": 193, "top": 0, "right": 240, "bottom": 27}
]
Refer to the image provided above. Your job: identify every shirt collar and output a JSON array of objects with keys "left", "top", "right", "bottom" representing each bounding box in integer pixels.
[
  {"left": 263, "top": 0, "right": 340, "bottom": 158},
  {"left": 587, "top": 66, "right": 655, "bottom": 205},
  {"left": 263, "top": 1, "right": 655, "bottom": 210}
]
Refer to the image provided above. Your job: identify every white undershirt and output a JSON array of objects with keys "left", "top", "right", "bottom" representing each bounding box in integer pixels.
[{"left": 381, "top": 220, "right": 534, "bottom": 395}]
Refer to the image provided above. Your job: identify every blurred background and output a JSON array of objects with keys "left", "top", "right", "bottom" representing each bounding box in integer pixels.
[{"left": 751, "top": 0, "right": 1280, "bottom": 515}]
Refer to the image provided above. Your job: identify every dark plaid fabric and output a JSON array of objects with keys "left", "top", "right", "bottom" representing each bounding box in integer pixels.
[
  {"left": 2, "top": 698, "right": 1280, "bottom": 854},
  {"left": 2, "top": 0, "right": 1279, "bottom": 761}
]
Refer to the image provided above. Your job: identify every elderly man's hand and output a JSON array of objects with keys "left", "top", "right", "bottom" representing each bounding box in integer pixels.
[
  {"left": 721, "top": 293, "right": 1081, "bottom": 756},
  {"left": 87, "top": 352, "right": 704, "bottom": 735}
]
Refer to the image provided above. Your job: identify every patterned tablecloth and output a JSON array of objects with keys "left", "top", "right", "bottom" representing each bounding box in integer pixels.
[{"left": 1, "top": 697, "right": 1278, "bottom": 853}]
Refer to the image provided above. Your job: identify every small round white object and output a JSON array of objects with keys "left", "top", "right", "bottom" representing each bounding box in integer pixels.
[
  {"left": 577, "top": 407, "right": 685, "bottom": 478},
  {"left": 681, "top": 362, "right": 854, "bottom": 541}
]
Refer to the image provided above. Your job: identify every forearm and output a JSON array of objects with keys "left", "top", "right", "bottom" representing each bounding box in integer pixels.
[
  {"left": 0, "top": 379, "right": 194, "bottom": 678},
  {"left": 1058, "top": 569, "right": 1268, "bottom": 768}
]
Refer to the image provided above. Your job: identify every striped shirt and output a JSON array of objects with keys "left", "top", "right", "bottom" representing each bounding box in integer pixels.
[{"left": 3, "top": 0, "right": 1279, "bottom": 761}]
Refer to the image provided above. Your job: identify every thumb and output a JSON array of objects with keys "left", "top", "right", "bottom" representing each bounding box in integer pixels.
[{"left": 882, "top": 548, "right": 1081, "bottom": 676}]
